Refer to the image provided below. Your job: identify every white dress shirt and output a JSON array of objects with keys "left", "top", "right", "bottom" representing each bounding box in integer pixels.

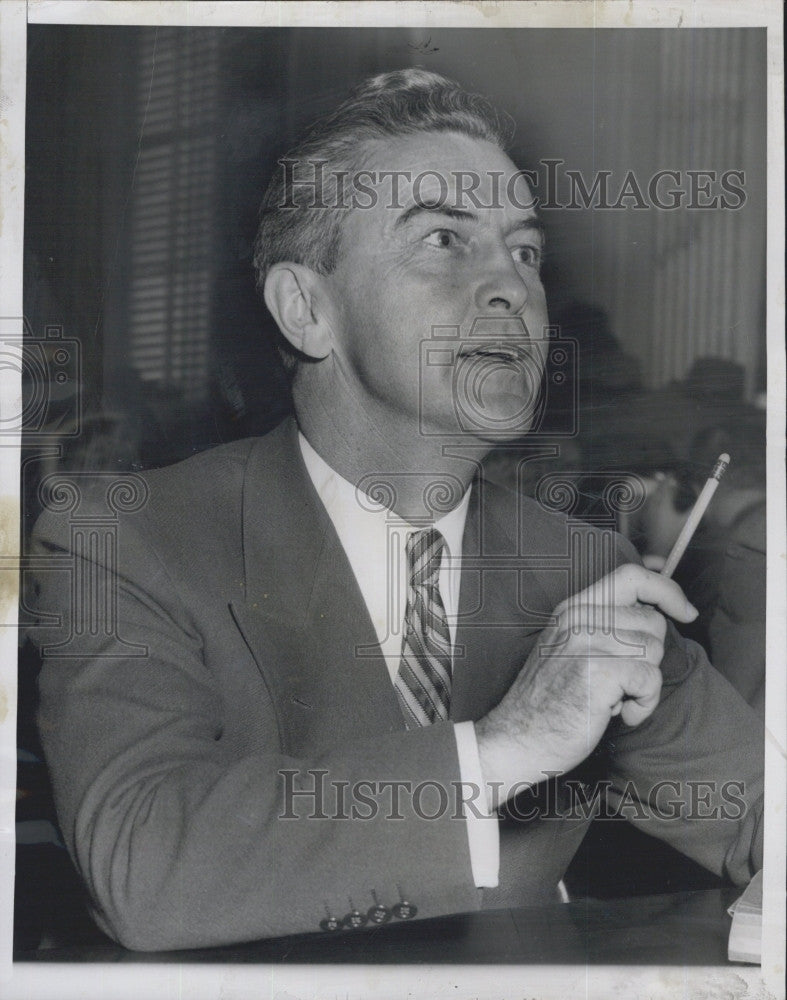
[{"left": 299, "top": 432, "right": 499, "bottom": 888}]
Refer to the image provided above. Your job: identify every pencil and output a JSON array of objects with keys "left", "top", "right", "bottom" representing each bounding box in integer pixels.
[{"left": 660, "top": 453, "right": 731, "bottom": 579}]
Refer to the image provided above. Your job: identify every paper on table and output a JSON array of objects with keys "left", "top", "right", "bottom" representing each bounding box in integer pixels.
[{"left": 727, "top": 869, "right": 763, "bottom": 964}]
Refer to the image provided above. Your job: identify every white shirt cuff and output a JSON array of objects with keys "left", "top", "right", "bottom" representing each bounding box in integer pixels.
[{"left": 453, "top": 720, "right": 500, "bottom": 888}]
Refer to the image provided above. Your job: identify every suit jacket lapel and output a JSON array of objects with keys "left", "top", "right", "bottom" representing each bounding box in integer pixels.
[
  {"left": 229, "top": 419, "right": 405, "bottom": 753},
  {"left": 451, "top": 477, "right": 556, "bottom": 722}
]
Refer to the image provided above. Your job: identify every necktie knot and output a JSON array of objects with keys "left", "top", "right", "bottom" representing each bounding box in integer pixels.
[{"left": 406, "top": 527, "right": 445, "bottom": 589}]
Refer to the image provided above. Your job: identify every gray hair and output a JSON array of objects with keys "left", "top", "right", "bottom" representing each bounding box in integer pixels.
[{"left": 253, "top": 68, "right": 514, "bottom": 373}]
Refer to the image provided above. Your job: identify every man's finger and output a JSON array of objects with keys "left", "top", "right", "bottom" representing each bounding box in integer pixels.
[
  {"left": 559, "top": 563, "right": 698, "bottom": 623},
  {"left": 615, "top": 657, "right": 663, "bottom": 727},
  {"left": 555, "top": 602, "right": 668, "bottom": 642}
]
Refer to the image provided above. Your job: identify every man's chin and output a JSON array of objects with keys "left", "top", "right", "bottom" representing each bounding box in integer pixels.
[
  {"left": 429, "top": 414, "right": 536, "bottom": 448},
  {"left": 469, "top": 421, "right": 535, "bottom": 447},
  {"left": 448, "top": 391, "right": 539, "bottom": 444}
]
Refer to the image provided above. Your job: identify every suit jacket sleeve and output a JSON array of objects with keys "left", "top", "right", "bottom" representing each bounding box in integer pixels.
[
  {"left": 28, "top": 493, "right": 480, "bottom": 951},
  {"left": 604, "top": 536, "right": 763, "bottom": 883}
]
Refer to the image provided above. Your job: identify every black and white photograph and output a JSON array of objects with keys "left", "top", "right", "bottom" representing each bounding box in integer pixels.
[{"left": 1, "top": 2, "right": 784, "bottom": 998}]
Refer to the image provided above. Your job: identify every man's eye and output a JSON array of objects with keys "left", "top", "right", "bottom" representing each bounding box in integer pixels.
[
  {"left": 511, "top": 245, "right": 542, "bottom": 268},
  {"left": 423, "top": 229, "right": 459, "bottom": 249}
]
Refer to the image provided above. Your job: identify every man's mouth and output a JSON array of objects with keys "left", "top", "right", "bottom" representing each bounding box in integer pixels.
[{"left": 457, "top": 344, "right": 526, "bottom": 364}]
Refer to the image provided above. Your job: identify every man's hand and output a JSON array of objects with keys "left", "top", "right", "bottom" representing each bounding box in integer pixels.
[{"left": 475, "top": 563, "right": 698, "bottom": 808}]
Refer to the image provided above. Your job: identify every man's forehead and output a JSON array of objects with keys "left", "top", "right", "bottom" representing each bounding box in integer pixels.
[{"left": 360, "top": 130, "right": 534, "bottom": 214}]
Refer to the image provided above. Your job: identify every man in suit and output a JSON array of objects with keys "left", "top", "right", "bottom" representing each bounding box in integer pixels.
[{"left": 28, "top": 69, "right": 763, "bottom": 951}]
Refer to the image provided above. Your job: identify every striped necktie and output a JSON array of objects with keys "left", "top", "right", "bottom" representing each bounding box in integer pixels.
[{"left": 395, "top": 527, "right": 453, "bottom": 726}]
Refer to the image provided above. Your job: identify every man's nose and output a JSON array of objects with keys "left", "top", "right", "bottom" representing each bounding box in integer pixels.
[{"left": 473, "top": 251, "right": 529, "bottom": 314}]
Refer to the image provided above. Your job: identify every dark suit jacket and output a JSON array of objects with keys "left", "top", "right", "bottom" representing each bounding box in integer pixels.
[{"left": 28, "top": 417, "right": 763, "bottom": 950}]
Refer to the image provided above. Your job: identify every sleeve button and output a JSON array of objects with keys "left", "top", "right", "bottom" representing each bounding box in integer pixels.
[
  {"left": 367, "top": 903, "right": 391, "bottom": 924},
  {"left": 343, "top": 909, "right": 368, "bottom": 929}
]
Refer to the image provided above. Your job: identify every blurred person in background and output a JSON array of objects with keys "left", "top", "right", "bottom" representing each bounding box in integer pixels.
[{"left": 630, "top": 420, "right": 766, "bottom": 714}]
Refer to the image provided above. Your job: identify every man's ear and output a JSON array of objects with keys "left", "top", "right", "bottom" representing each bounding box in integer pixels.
[{"left": 263, "top": 263, "right": 333, "bottom": 360}]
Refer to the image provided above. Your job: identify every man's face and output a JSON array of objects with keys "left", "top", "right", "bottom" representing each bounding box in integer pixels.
[{"left": 319, "top": 130, "right": 549, "bottom": 443}]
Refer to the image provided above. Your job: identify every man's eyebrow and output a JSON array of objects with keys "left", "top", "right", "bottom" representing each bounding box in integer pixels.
[
  {"left": 394, "top": 202, "right": 477, "bottom": 228},
  {"left": 393, "top": 202, "right": 545, "bottom": 242},
  {"left": 505, "top": 217, "right": 545, "bottom": 241}
]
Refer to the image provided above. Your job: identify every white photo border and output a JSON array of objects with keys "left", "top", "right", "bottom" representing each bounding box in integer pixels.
[{"left": 1, "top": 2, "right": 784, "bottom": 998}]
